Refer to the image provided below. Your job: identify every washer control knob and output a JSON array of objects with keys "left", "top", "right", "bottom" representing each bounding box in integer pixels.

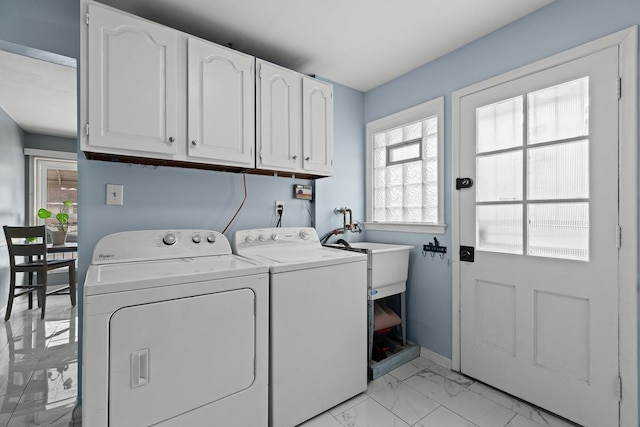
[
  {"left": 258, "top": 234, "right": 267, "bottom": 242},
  {"left": 271, "top": 233, "right": 279, "bottom": 241},
  {"left": 299, "top": 230, "right": 310, "bottom": 240},
  {"left": 163, "top": 233, "right": 177, "bottom": 245},
  {"left": 207, "top": 233, "right": 216, "bottom": 243},
  {"left": 192, "top": 234, "right": 202, "bottom": 244},
  {"left": 245, "top": 235, "right": 255, "bottom": 244}
]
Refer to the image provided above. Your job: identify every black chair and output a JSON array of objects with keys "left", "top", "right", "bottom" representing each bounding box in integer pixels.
[{"left": 3, "top": 225, "right": 76, "bottom": 320}]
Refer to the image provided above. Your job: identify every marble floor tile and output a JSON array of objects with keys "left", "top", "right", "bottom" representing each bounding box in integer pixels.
[
  {"left": 366, "top": 374, "right": 440, "bottom": 425},
  {"left": 328, "top": 393, "right": 369, "bottom": 417},
  {"left": 416, "top": 406, "right": 478, "bottom": 427},
  {"left": 403, "top": 368, "right": 468, "bottom": 405},
  {"left": 335, "top": 398, "right": 410, "bottom": 427},
  {"left": 443, "top": 389, "right": 516, "bottom": 427},
  {"left": 298, "top": 411, "right": 344, "bottom": 427},
  {"left": 411, "top": 356, "right": 474, "bottom": 387},
  {"left": 387, "top": 359, "right": 424, "bottom": 381}
]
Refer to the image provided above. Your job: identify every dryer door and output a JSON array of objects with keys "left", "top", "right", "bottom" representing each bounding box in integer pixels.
[{"left": 108, "top": 287, "right": 256, "bottom": 426}]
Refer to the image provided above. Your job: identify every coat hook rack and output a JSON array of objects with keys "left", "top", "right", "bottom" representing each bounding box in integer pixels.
[{"left": 422, "top": 237, "right": 447, "bottom": 259}]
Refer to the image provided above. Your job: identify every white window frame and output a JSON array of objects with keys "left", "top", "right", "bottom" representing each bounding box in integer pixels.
[
  {"left": 27, "top": 152, "right": 77, "bottom": 227},
  {"left": 365, "top": 96, "right": 446, "bottom": 233}
]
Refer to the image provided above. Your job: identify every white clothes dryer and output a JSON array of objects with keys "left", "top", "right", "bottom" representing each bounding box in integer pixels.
[
  {"left": 83, "top": 230, "right": 268, "bottom": 427},
  {"left": 233, "top": 227, "right": 367, "bottom": 427}
]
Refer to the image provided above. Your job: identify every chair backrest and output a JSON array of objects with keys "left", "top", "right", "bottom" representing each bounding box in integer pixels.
[{"left": 3, "top": 226, "right": 48, "bottom": 266}]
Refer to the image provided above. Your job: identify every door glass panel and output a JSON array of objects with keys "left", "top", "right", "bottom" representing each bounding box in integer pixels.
[
  {"left": 477, "top": 204, "right": 523, "bottom": 254},
  {"left": 528, "top": 77, "right": 589, "bottom": 145},
  {"left": 476, "top": 96, "right": 523, "bottom": 153},
  {"left": 527, "top": 203, "right": 589, "bottom": 261},
  {"left": 476, "top": 151, "right": 523, "bottom": 202},
  {"left": 528, "top": 140, "right": 589, "bottom": 200}
]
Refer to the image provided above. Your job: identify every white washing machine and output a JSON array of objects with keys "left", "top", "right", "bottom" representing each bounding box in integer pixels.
[
  {"left": 82, "top": 229, "right": 269, "bottom": 427},
  {"left": 233, "top": 227, "right": 367, "bottom": 427}
]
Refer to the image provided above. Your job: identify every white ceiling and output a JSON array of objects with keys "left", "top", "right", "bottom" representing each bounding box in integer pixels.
[{"left": 0, "top": 0, "right": 553, "bottom": 139}]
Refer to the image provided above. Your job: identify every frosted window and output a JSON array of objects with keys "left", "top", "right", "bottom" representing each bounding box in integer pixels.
[
  {"left": 372, "top": 116, "right": 438, "bottom": 223},
  {"left": 476, "top": 151, "right": 523, "bottom": 202},
  {"left": 477, "top": 204, "right": 523, "bottom": 255},
  {"left": 528, "top": 140, "right": 589, "bottom": 200},
  {"left": 528, "top": 77, "right": 589, "bottom": 145},
  {"left": 476, "top": 96, "right": 523, "bottom": 153},
  {"left": 528, "top": 203, "right": 589, "bottom": 261}
]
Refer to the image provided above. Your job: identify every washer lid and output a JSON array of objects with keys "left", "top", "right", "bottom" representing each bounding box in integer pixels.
[
  {"left": 240, "top": 245, "right": 366, "bottom": 273},
  {"left": 84, "top": 254, "right": 267, "bottom": 296}
]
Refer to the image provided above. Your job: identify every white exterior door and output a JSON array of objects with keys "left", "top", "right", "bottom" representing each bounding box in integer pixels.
[
  {"left": 256, "top": 60, "right": 301, "bottom": 172},
  {"left": 458, "top": 46, "right": 619, "bottom": 427},
  {"left": 302, "top": 77, "right": 333, "bottom": 176},
  {"left": 88, "top": 4, "right": 178, "bottom": 155},
  {"left": 187, "top": 37, "right": 255, "bottom": 168}
]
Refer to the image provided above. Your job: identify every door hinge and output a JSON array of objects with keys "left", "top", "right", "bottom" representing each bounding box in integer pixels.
[
  {"left": 617, "top": 77, "right": 622, "bottom": 100},
  {"left": 85, "top": 12, "right": 89, "bottom": 25},
  {"left": 85, "top": 123, "right": 90, "bottom": 136},
  {"left": 616, "top": 225, "right": 621, "bottom": 249},
  {"left": 615, "top": 376, "right": 622, "bottom": 401}
]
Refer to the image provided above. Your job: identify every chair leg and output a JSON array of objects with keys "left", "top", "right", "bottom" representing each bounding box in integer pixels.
[
  {"left": 5, "top": 271, "right": 16, "bottom": 321},
  {"left": 69, "top": 264, "right": 76, "bottom": 307},
  {"left": 28, "top": 272, "right": 33, "bottom": 309},
  {"left": 40, "top": 274, "right": 47, "bottom": 320}
]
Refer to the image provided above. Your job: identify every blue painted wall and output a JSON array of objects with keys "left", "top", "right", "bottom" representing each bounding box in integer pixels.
[
  {"left": 0, "top": 107, "right": 26, "bottom": 309},
  {"left": 364, "top": 0, "right": 640, "bottom": 361},
  {"left": 24, "top": 132, "right": 77, "bottom": 153}
]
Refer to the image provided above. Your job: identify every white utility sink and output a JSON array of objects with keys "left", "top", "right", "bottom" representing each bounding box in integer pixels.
[{"left": 347, "top": 242, "right": 414, "bottom": 299}]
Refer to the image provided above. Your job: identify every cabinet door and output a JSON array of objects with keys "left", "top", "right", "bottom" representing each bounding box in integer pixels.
[
  {"left": 256, "top": 60, "right": 301, "bottom": 172},
  {"left": 187, "top": 38, "right": 255, "bottom": 168},
  {"left": 302, "top": 77, "right": 334, "bottom": 176},
  {"left": 88, "top": 5, "right": 178, "bottom": 155}
]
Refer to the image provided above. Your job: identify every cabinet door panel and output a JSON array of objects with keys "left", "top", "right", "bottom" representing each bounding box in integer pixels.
[
  {"left": 88, "top": 5, "right": 178, "bottom": 155},
  {"left": 187, "top": 38, "right": 255, "bottom": 167},
  {"left": 303, "top": 78, "right": 334, "bottom": 176},
  {"left": 257, "top": 61, "right": 301, "bottom": 172}
]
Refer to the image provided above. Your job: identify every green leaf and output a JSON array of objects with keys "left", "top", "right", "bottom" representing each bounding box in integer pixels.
[
  {"left": 63, "top": 200, "right": 73, "bottom": 208},
  {"left": 56, "top": 213, "right": 69, "bottom": 224},
  {"left": 37, "top": 208, "right": 52, "bottom": 219}
]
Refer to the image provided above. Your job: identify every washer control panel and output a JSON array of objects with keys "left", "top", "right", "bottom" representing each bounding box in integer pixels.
[
  {"left": 92, "top": 229, "right": 230, "bottom": 264},
  {"left": 233, "top": 227, "right": 320, "bottom": 252}
]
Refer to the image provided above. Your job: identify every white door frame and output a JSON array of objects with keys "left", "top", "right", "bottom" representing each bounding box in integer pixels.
[{"left": 451, "top": 26, "right": 638, "bottom": 427}]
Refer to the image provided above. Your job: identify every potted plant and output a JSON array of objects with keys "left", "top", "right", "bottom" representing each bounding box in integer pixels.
[{"left": 38, "top": 200, "right": 73, "bottom": 245}]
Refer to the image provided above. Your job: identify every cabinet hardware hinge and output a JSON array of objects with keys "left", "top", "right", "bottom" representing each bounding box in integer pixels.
[
  {"left": 615, "top": 376, "right": 622, "bottom": 401},
  {"left": 616, "top": 225, "right": 622, "bottom": 249},
  {"left": 85, "top": 123, "right": 89, "bottom": 136},
  {"left": 617, "top": 77, "right": 622, "bottom": 100},
  {"left": 85, "top": 12, "right": 89, "bottom": 25}
]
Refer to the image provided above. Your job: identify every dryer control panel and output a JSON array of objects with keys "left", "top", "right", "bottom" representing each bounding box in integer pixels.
[
  {"left": 92, "top": 229, "right": 231, "bottom": 264},
  {"left": 233, "top": 227, "right": 320, "bottom": 252}
]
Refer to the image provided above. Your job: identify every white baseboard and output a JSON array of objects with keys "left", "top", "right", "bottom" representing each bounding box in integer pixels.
[{"left": 420, "top": 346, "right": 452, "bottom": 370}]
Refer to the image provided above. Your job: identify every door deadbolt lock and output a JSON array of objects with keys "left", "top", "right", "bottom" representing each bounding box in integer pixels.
[
  {"left": 460, "top": 246, "right": 475, "bottom": 262},
  {"left": 456, "top": 178, "right": 473, "bottom": 189}
]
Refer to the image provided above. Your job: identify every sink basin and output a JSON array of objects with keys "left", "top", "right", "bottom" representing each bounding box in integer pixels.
[{"left": 348, "top": 242, "right": 414, "bottom": 299}]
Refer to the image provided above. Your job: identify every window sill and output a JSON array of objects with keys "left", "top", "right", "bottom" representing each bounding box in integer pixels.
[{"left": 364, "top": 222, "right": 447, "bottom": 234}]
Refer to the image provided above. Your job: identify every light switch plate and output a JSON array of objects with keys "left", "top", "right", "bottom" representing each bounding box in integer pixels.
[{"left": 106, "top": 184, "right": 124, "bottom": 205}]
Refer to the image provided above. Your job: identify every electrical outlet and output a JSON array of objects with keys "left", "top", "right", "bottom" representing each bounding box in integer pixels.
[{"left": 275, "top": 201, "right": 284, "bottom": 214}]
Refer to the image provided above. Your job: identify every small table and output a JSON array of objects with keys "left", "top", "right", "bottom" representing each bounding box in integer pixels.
[{"left": 47, "top": 242, "right": 78, "bottom": 254}]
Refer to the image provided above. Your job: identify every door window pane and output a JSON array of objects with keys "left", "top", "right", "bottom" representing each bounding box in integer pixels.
[
  {"left": 528, "top": 140, "right": 589, "bottom": 200},
  {"left": 476, "top": 151, "right": 523, "bottom": 202},
  {"left": 528, "top": 77, "right": 589, "bottom": 145},
  {"left": 476, "top": 96, "right": 523, "bottom": 153},
  {"left": 477, "top": 204, "right": 523, "bottom": 255},
  {"left": 527, "top": 203, "right": 589, "bottom": 261}
]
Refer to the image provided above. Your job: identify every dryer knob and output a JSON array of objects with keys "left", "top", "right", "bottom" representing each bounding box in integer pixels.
[
  {"left": 258, "top": 234, "right": 267, "bottom": 242},
  {"left": 192, "top": 234, "right": 202, "bottom": 244},
  {"left": 245, "top": 236, "right": 255, "bottom": 244},
  {"left": 299, "top": 230, "right": 310, "bottom": 240},
  {"left": 207, "top": 234, "right": 216, "bottom": 243},
  {"left": 163, "top": 233, "right": 177, "bottom": 245},
  {"left": 271, "top": 233, "right": 279, "bottom": 241}
]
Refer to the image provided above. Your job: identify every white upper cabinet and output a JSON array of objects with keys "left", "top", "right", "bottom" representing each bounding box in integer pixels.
[
  {"left": 302, "top": 77, "right": 334, "bottom": 176},
  {"left": 187, "top": 38, "right": 255, "bottom": 168},
  {"left": 87, "top": 4, "right": 178, "bottom": 156},
  {"left": 83, "top": 2, "right": 333, "bottom": 177},
  {"left": 257, "top": 60, "right": 334, "bottom": 177},
  {"left": 256, "top": 60, "right": 302, "bottom": 173}
]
